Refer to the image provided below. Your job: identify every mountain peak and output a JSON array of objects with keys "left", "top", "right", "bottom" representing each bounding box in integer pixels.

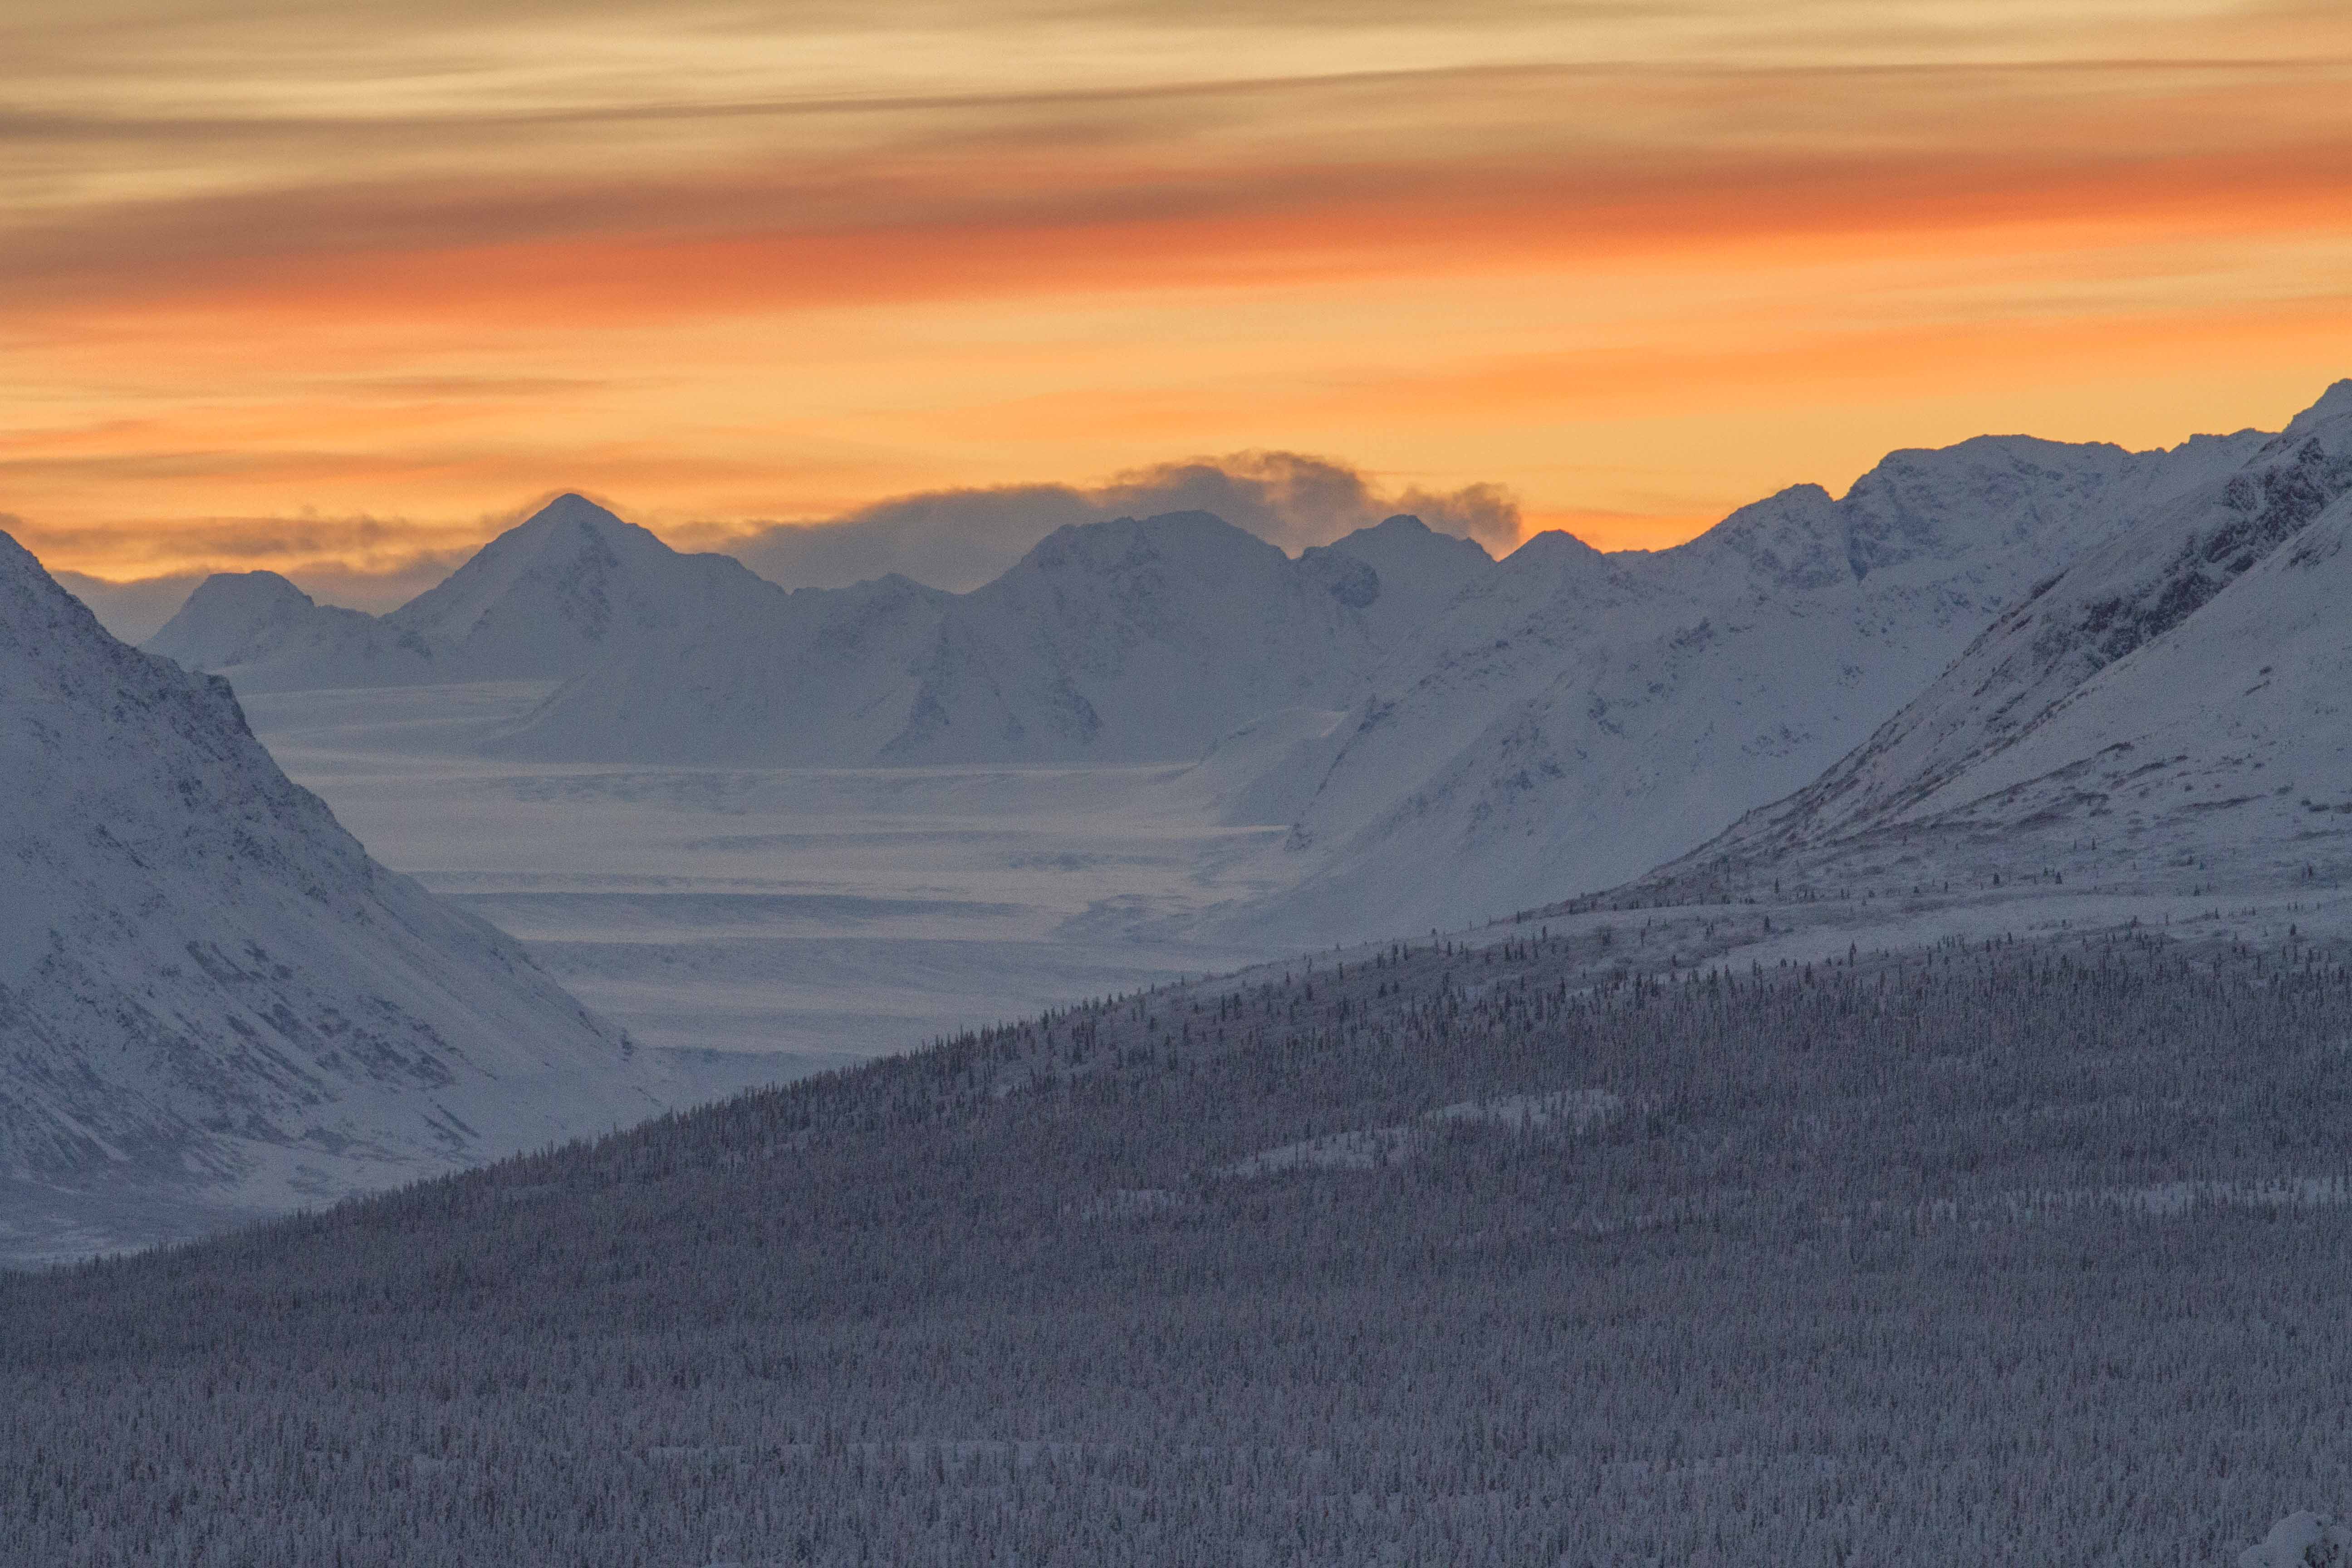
[
  {"left": 526, "top": 491, "right": 627, "bottom": 529},
  {"left": 1510, "top": 527, "right": 1609, "bottom": 564},
  {"left": 173, "top": 568, "right": 315, "bottom": 617},
  {"left": 513, "top": 494, "right": 630, "bottom": 543},
  {"left": 2286, "top": 378, "right": 2352, "bottom": 438},
  {"left": 1010, "top": 510, "right": 1284, "bottom": 581},
  {"left": 380, "top": 492, "right": 683, "bottom": 661},
  {"left": 141, "top": 568, "right": 383, "bottom": 678}
]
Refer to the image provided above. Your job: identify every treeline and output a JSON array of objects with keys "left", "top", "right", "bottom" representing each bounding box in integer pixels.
[{"left": 3, "top": 930, "right": 2348, "bottom": 1564}]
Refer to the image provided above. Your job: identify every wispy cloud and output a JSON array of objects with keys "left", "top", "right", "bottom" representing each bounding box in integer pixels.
[
  {"left": 10, "top": 58, "right": 2349, "bottom": 324},
  {"left": 4, "top": 0, "right": 2345, "bottom": 576}
]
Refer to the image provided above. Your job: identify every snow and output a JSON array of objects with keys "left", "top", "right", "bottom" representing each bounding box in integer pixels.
[
  {"left": 144, "top": 569, "right": 437, "bottom": 690},
  {"left": 140, "top": 494, "right": 783, "bottom": 694},
  {"left": 0, "top": 529, "right": 686, "bottom": 1266},
  {"left": 82, "top": 386, "right": 2352, "bottom": 1140},
  {"left": 2242, "top": 1512, "right": 2352, "bottom": 1568},
  {"left": 379, "top": 493, "right": 781, "bottom": 681},
  {"left": 493, "top": 508, "right": 1488, "bottom": 765},
  {"left": 133, "top": 408, "right": 2327, "bottom": 952},
  {"left": 1642, "top": 388, "right": 2352, "bottom": 913},
  {"left": 1220, "top": 1089, "right": 1620, "bottom": 1176},
  {"left": 238, "top": 682, "right": 1297, "bottom": 1067}
]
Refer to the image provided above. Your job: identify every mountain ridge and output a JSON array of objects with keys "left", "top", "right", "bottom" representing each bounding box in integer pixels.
[
  {"left": 1200, "top": 422, "right": 2274, "bottom": 941},
  {"left": 1625, "top": 392, "right": 2352, "bottom": 906}
]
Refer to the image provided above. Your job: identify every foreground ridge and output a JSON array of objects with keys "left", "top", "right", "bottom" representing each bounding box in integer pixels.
[{"left": 7, "top": 922, "right": 2350, "bottom": 1564}]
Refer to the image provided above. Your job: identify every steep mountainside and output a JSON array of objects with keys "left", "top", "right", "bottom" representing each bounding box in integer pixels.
[
  {"left": 1213, "top": 425, "right": 2273, "bottom": 941},
  {"left": 1637, "top": 382, "right": 2352, "bottom": 902},
  {"left": 490, "top": 510, "right": 1495, "bottom": 764},
  {"left": 378, "top": 493, "right": 784, "bottom": 681},
  {"left": 0, "top": 530, "right": 662, "bottom": 1266}
]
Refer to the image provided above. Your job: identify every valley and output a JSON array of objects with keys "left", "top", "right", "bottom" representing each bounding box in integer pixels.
[{"left": 240, "top": 681, "right": 1298, "bottom": 1069}]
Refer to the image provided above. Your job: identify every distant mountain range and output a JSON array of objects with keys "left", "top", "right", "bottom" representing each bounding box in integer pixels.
[
  {"left": 143, "top": 493, "right": 786, "bottom": 692},
  {"left": 135, "top": 382, "right": 2352, "bottom": 943},
  {"left": 0, "top": 529, "right": 673, "bottom": 1266},
  {"left": 17, "top": 381, "right": 2352, "bottom": 1274}
]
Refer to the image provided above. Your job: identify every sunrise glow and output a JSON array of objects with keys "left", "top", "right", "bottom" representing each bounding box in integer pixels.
[{"left": 6, "top": 0, "right": 2349, "bottom": 588}]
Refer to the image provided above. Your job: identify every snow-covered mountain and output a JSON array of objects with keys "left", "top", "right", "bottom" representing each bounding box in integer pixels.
[
  {"left": 131, "top": 395, "right": 2352, "bottom": 951},
  {"left": 147, "top": 497, "right": 1497, "bottom": 767},
  {"left": 1635, "top": 382, "right": 2352, "bottom": 903},
  {"left": 1209, "top": 422, "right": 2275, "bottom": 942},
  {"left": 145, "top": 569, "right": 438, "bottom": 689},
  {"left": 377, "top": 493, "right": 782, "bottom": 680},
  {"left": 142, "top": 493, "right": 782, "bottom": 694},
  {"left": 488, "top": 509, "right": 1494, "bottom": 764},
  {"left": 0, "top": 528, "right": 667, "bottom": 1264},
  {"left": 877, "top": 510, "right": 1399, "bottom": 764},
  {"left": 480, "top": 569, "right": 955, "bottom": 764}
]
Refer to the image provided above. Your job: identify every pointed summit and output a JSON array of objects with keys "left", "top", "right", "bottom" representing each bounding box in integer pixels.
[
  {"left": 379, "top": 492, "right": 778, "bottom": 681},
  {"left": 382, "top": 492, "right": 664, "bottom": 654}
]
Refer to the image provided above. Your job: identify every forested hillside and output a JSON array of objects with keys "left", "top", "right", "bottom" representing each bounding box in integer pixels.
[{"left": 6, "top": 923, "right": 2348, "bottom": 1565}]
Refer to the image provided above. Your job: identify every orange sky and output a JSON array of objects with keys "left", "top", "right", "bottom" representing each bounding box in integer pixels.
[{"left": 5, "top": 0, "right": 2350, "bottom": 590}]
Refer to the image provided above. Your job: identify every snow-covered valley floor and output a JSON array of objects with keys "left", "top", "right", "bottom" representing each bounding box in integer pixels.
[{"left": 244, "top": 683, "right": 1303, "bottom": 1095}]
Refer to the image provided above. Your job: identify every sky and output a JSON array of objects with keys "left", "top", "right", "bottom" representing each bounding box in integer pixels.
[{"left": 5, "top": 0, "right": 2350, "bottom": 606}]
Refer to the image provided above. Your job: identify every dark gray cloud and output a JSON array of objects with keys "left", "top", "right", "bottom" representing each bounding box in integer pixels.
[{"left": 730, "top": 452, "right": 1519, "bottom": 591}]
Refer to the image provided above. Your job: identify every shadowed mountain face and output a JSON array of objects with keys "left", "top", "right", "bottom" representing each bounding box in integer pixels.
[
  {"left": 379, "top": 494, "right": 784, "bottom": 681},
  {"left": 1636, "top": 382, "right": 2352, "bottom": 904},
  {"left": 0, "top": 528, "right": 662, "bottom": 1267}
]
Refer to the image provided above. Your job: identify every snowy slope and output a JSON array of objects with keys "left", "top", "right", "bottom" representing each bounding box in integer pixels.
[
  {"left": 144, "top": 569, "right": 440, "bottom": 690},
  {"left": 1212, "top": 425, "right": 2271, "bottom": 941},
  {"left": 881, "top": 511, "right": 1377, "bottom": 764},
  {"left": 142, "top": 494, "right": 783, "bottom": 694},
  {"left": 1638, "top": 382, "right": 2352, "bottom": 901},
  {"left": 1298, "top": 513, "right": 1494, "bottom": 645},
  {"left": 480, "top": 570, "right": 953, "bottom": 765},
  {"left": 0, "top": 529, "right": 666, "bottom": 1263},
  {"left": 492, "top": 509, "right": 1495, "bottom": 764},
  {"left": 380, "top": 493, "right": 784, "bottom": 680}
]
